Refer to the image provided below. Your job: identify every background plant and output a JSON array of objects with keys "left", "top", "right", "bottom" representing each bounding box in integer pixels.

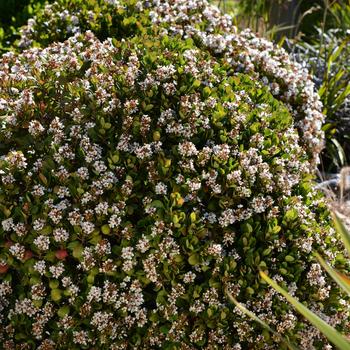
[
  {"left": 215, "top": 0, "right": 350, "bottom": 176},
  {"left": 287, "top": 0, "right": 350, "bottom": 175},
  {"left": 0, "top": 0, "right": 53, "bottom": 53},
  {"left": 291, "top": 28, "right": 350, "bottom": 173}
]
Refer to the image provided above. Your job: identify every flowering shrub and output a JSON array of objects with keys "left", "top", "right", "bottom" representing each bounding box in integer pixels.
[
  {"left": 0, "top": 29, "right": 349, "bottom": 349},
  {"left": 0, "top": 1, "right": 349, "bottom": 349},
  {"left": 15, "top": 0, "right": 325, "bottom": 169}
]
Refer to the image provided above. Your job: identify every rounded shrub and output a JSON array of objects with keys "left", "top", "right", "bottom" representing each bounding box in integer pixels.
[
  {"left": 0, "top": 30, "right": 348, "bottom": 349},
  {"left": 0, "top": 1, "right": 348, "bottom": 350},
  {"left": 15, "top": 0, "right": 324, "bottom": 168}
]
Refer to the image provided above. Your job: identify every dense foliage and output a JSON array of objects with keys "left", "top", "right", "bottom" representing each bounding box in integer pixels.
[{"left": 0, "top": 0, "right": 349, "bottom": 349}]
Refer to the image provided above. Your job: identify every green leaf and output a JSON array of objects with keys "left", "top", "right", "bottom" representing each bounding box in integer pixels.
[
  {"left": 150, "top": 200, "right": 164, "bottom": 209},
  {"left": 101, "top": 224, "right": 111, "bottom": 235},
  {"left": 188, "top": 254, "right": 200, "bottom": 265},
  {"left": 192, "top": 79, "right": 201, "bottom": 88},
  {"left": 330, "top": 139, "right": 346, "bottom": 167},
  {"left": 190, "top": 212, "right": 196, "bottom": 223},
  {"left": 260, "top": 271, "right": 350, "bottom": 350},
  {"left": 284, "top": 209, "right": 298, "bottom": 222},
  {"left": 203, "top": 86, "right": 211, "bottom": 98},
  {"left": 72, "top": 244, "right": 84, "bottom": 259},
  {"left": 67, "top": 241, "right": 81, "bottom": 249},
  {"left": 160, "top": 325, "right": 170, "bottom": 335},
  {"left": 144, "top": 104, "right": 154, "bottom": 111},
  {"left": 285, "top": 255, "right": 295, "bottom": 262},
  {"left": 49, "top": 280, "right": 59, "bottom": 289},
  {"left": 51, "top": 288, "right": 62, "bottom": 302},
  {"left": 57, "top": 305, "right": 70, "bottom": 318}
]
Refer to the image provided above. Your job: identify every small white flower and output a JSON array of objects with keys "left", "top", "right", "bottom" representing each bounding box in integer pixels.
[
  {"left": 33, "top": 235, "right": 50, "bottom": 251},
  {"left": 5, "top": 151, "right": 27, "bottom": 169},
  {"left": 81, "top": 221, "right": 95, "bottom": 235},
  {"left": 53, "top": 228, "right": 69, "bottom": 242},
  {"left": 178, "top": 141, "right": 198, "bottom": 157},
  {"left": 155, "top": 182, "right": 167, "bottom": 195},
  {"left": 33, "top": 260, "right": 46, "bottom": 275},
  {"left": 183, "top": 271, "right": 196, "bottom": 283},
  {"left": 49, "top": 262, "right": 65, "bottom": 278},
  {"left": 28, "top": 120, "right": 45, "bottom": 136},
  {"left": 2, "top": 218, "right": 14, "bottom": 231}
]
